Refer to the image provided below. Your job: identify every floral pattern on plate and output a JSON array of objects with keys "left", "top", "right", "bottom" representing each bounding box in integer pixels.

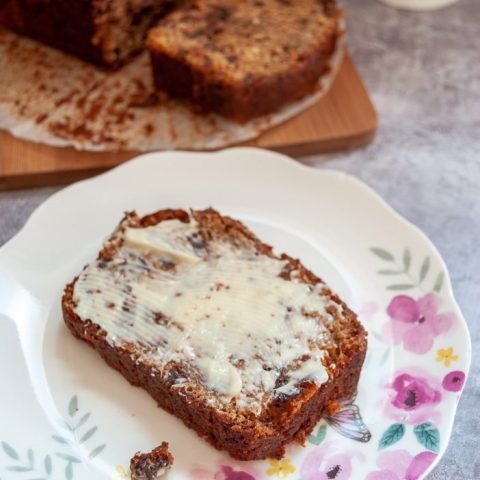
[{"left": 1, "top": 395, "right": 105, "bottom": 480}]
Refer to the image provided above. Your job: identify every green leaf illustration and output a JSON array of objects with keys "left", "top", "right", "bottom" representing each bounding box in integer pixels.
[
  {"left": 80, "top": 427, "right": 97, "bottom": 444},
  {"left": 419, "top": 257, "right": 430, "bottom": 283},
  {"left": 377, "top": 269, "right": 404, "bottom": 275},
  {"left": 414, "top": 422, "right": 440, "bottom": 452},
  {"left": 0, "top": 395, "right": 111, "bottom": 480},
  {"left": 74, "top": 413, "right": 91, "bottom": 431},
  {"left": 308, "top": 423, "right": 327, "bottom": 446},
  {"left": 62, "top": 421, "right": 73, "bottom": 432},
  {"left": 403, "top": 248, "right": 411, "bottom": 272},
  {"left": 371, "top": 247, "right": 395, "bottom": 262},
  {"left": 433, "top": 272, "right": 444, "bottom": 293},
  {"left": 44, "top": 455, "right": 52, "bottom": 475},
  {"left": 1, "top": 395, "right": 108, "bottom": 480},
  {"left": 68, "top": 396, "right": 78, "bottom": 417},
  {"left": 6, "top": 466, "right": 32, "bottom": 472},
  {"left": 52, "top": 435, "right": 70, "bottom": 445},
  {"left": 379, "top": 423, "right": 405, "bottom": 449},
  {"left": 88, "top": 444, "right": 106, "bottom": 459},
  {"left": 55, "top": 453, "right": 81, "bottom": 464},
  {"left": 27, "top": 448, "right": 34, "bottom": 467},
  {"left": 386, "top": 284, "right": 415, "bottom": 291},
  {"left": 2, "top": 441, "right": 19, "bottom": 460},
  {"left": 65, "top": 461, "right": 73, "bottom": 480}
]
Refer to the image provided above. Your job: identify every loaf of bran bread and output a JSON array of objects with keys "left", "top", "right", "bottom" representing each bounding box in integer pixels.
[
  {"left": 147, "top": 0, "right": 340, "bottom": 121},
  {"left": 62, "top": 208, "right": 367, "bottom": 460}
]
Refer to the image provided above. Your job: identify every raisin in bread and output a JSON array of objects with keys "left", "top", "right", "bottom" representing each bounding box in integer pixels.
[
  {"left": 147, "top": 0, "right": 340, "bottom": 121},
  {"left": 62, "top": 208, "right": 367, "bottom": 460}
]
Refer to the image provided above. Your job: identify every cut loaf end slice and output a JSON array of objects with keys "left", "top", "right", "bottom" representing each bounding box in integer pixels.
[
  {"left": 147, "top": 0, "right": 341, "bottom": 121},
  {"left": 62, "top": 208, "right": 367, "bottom": 460}
]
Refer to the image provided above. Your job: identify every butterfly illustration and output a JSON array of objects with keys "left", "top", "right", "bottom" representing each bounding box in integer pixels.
[{"left": 323, "top": 396, "right": 371, "bottom": 443}]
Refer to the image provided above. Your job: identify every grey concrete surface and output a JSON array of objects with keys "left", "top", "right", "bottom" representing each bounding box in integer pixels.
[{"left": 0, "top": 0, "right": 478, "bottom": 477}]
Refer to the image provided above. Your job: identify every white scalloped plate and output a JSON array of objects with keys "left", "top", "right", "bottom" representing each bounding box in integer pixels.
[{"left": 0, "top": 148, "right": 471, "bottom": 480}]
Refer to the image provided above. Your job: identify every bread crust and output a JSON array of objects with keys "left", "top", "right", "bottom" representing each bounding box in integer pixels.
[
  {"left": 62, "top": 208, "right": 367, "bottom": 460},
  {"left": 148, "top": 38, "right": 336, "bottom": 122}
]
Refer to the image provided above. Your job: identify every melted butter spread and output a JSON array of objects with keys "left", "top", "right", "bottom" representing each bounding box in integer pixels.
[
  {"left": 124, "top": 222, "right": 201, "bottom": 265},
  {"left": 73, "top": 219, "right": 334, "bottom": 411}
]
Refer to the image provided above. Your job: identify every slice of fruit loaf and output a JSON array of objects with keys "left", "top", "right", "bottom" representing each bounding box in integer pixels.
[
  {"left": 0, "top": 0, "right": 175, "bottom": 67},
  {"left": 62, "top": 208, "right": 367, "bottom": 460},
  {"left": 147, "top": 0, "right": 340, "bottom": 121}
]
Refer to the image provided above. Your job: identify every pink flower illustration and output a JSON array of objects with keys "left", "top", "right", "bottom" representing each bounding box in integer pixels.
[
  {"left": 190, "top": 460, "right": 260, "bottom": 480},
  {"left": 300, "top": 442, "right": 353, "bottom": 480},
  {"left": 383, "top": 368, "right": 442, "bottom": 425},
  {"left": 366, "top": 450, "right": 437, "bottom": 480},
  {"left": 442, "top": 371, "right": 466, "bottom": 392},
  {"left": 216, "top": 466, "right": 255, "bottom": 480},
  {"left": 386, "top": 293, "right": 454, "bottom": 354}
]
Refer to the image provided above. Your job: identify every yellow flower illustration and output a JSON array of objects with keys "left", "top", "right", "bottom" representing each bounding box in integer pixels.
[
  {"left": 436, "top": 347, "right": 459, "bottom": 367},
  {"left": 267, "top": 458, "right": 296, "bottom": 478},
  {"left": 113, "top": 465, "right": 130, "bottom": 480}
]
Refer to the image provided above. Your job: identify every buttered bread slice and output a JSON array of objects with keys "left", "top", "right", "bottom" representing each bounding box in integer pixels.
[{"left": 62, "top": 208, "right": 367, "bottom": 460}]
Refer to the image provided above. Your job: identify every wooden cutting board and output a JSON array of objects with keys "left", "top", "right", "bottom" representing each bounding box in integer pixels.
[{"left": 0, "top": 54, "right": 376, "bottom": 191}]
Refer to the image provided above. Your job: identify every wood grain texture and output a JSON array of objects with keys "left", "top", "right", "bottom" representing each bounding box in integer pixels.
[{"left": 0, "top": 54, "right": 376, "bottom": 191}]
